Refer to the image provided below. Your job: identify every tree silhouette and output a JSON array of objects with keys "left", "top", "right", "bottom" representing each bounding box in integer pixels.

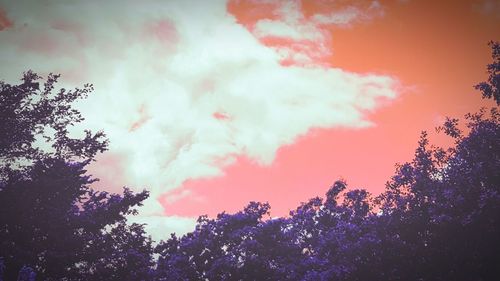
[
  {"left": 0, "top": 72, "right": 152, "bottom": 280},
  {"left": 1, "top": 41, "right": 499, "bottom": 280},
  {"left": 153, "top": 42, "right": 500, "bottom": 280},
  {"left": 475, "top": 41, "right": 499, "bottom": 105}
]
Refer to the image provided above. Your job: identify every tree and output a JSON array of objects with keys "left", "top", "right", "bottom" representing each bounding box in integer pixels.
[
  {"left": 474, "top": 41, "right": 499, "bottom": 105},
  {"left": 2, "top": 44, "right": 498, "bottom": 281},
  {"left": 0, "top": 71, "right": 107, "bottom": 174},
  {"left": 0, "top": 72, "right": 153, "bottom": 280},
  {"left": 154, "top": 41, "right": 500, "bottom": 280}
]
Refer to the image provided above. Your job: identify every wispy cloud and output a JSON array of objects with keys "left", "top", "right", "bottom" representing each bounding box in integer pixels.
[{"left": 249, "top": 0, "right": 385, "bottom": 66}]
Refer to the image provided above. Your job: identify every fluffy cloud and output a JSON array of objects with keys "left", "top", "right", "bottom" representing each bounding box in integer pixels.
[{"left": 0, "top": 0, "right": 397, "bottom": 240}]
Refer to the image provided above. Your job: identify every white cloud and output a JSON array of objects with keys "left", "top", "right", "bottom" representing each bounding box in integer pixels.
[
  {"left": 0, "top": 0, "right": 397, "bottom": 241},
  {"left": 312, "top": 6, "right": 362, "bottom": 25}
]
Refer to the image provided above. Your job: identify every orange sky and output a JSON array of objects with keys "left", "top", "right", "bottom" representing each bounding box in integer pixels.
[{"left": 160, "top": 0, "right": 499, "bottom": 218}]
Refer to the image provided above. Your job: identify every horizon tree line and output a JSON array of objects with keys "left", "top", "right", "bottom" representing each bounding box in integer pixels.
[{"left": 0, "top": 41, "right": 498, "bottom": 280}]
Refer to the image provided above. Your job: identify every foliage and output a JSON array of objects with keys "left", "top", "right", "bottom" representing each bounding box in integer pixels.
[
  {"left": 1, "top": 42, "right": 499, "bottom": 280},
  {"left": 153, "top": 105, "right": 499, "bottom": 281},
  {"left": 154, "top": 42, "right": 500, "bottom": 280},
  {"left": 0, "top": 72, "right": 152, "bottom": 280},
  {"left": 474, "top": 41, "right": 499, "bottom": 105},
  {"left": 0, "top": 71, "right": 107, "bottom": 175}
]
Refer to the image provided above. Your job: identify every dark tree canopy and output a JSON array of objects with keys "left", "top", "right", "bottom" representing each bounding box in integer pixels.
[
  {"left": 1, "top": 43, "right": 499, "bottom": 280},
  {"left": 0, "top": 71, "right": 107, "bottom": 171},
  {"left": 153, "top": 102, "right": 500, "bottom": 281},
  {"left": 475, "top": 41, "right": 500, "bottom": 105},
  {"left": 0, "top": 72, "right": 152, "bottom": 281},
  {"left": 153, "top": 42, "right": 500, "bottom": 280}
]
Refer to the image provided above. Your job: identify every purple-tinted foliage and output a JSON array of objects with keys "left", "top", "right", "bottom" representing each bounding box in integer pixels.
[
  {"left": 0, "top": 71, "right": 107, "bottom": 175},
  {"left": 474, "top": 41, "right": 499, "bottom": 105},
  {"left": 0, "top": 72, "right": 152, "bottom": 281},
  {"left": 153, "top": 42, "right": 500, "bottom": 281},
  {"left": 1, "top": 43, "right": 499, "bottom": 280}
]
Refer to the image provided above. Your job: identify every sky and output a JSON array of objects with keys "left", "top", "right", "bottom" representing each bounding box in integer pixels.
[{"left": 0, "top": 0, "right": 498, "bottom": 241}]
